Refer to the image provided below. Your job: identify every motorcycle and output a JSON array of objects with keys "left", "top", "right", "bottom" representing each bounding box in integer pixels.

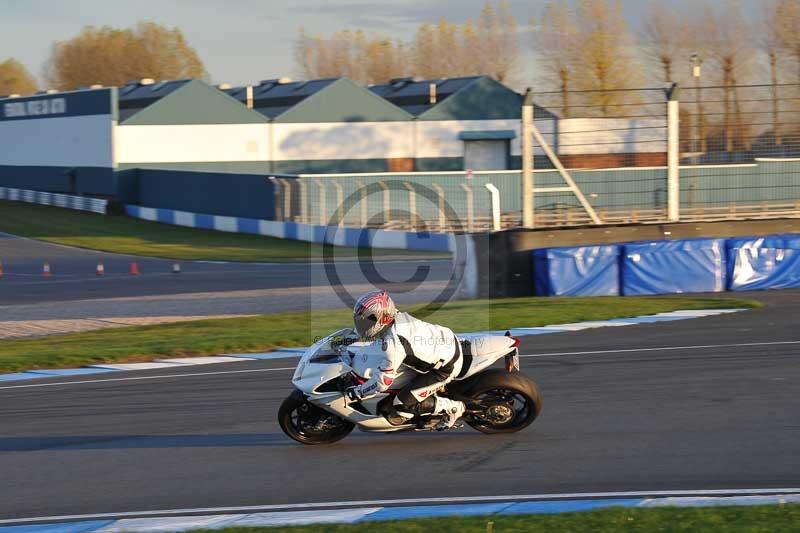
[{"left": 278, "top": 328, "right": 542, "bottom": 445}]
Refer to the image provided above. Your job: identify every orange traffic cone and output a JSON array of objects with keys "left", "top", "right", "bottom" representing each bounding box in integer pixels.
[
  {"left": 96, "top": 262, "right": 105, "bottom": 276},
  {"left": 42, "top": 262, "right": 52, "bottom": 277},
  {"left": 130, "top": 262, "right": 140, "bottom": 275},
  {"left": 172, "top": 262, "right": 181, "bottom": 274}
]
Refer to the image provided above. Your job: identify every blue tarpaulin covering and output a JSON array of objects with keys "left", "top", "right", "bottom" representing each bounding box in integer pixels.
[
  {"left": 533, "top": 245, "right": 620, "bottom": 296},
  {"left": 726, "top": 234, "right": 800, "bottom": 291},
  {"left": 621, "top": 238, "right": 726, "bottom": 295}
]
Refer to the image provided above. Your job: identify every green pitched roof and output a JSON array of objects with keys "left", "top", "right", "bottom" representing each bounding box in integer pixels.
[
  {"left": 273, "top": 78, "right": 412, "bottom": 123},
  {"left": 122, "top": 80, "right": 269, "bottom": 125},
  {"left": 418, "top": 76, "right": 522, "bottom": 121}
]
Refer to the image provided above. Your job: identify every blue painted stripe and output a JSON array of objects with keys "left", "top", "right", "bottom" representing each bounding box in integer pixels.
[
  {"left": 125, "top": 205, "right": 139, "bottom": 218},
  {"left": 344, "top": 227, "right": 361, "bottom": 248},
  {"left": 358, "top": 228, "right": 374, "bottom": 248},
  {"left": 0, "top": 373, "right": 44, "bottom": 382},
  {"left": 195, "top": 214, "right": 215, "bottom": 230},
  {"left": 0, "top": 520, "right": 115, "bottom": 532},
  {"left": 237, "top": 217, "right": 260, "bottom": 235},
  {"left": 405, "top": 231, "right": 450, "bottom": 252},
  {"left": 4, "top": 494, "right": 795, "bottom": 531},
  {"left": 313, "top": 225, "right": 327, "bottom": 244},
  {"left": 609, "top": 316, "right": 692, "bottom": 324},
  {"left": 23, "top": 368, "right": 118, "bottom": 377},
  {"left": 501, "top": 498, "right": 644, "bottom": 515},
  {"left": 284, "top": 221, "right": 298, "bottom": 240},
  {"left": 156, "top": 209, "right": 175, "bottom": 225},
  {"left": 363, "top": 503, "right": 514, "bottom": 521}
]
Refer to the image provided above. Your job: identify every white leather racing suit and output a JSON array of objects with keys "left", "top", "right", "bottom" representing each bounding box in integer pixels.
[{"left": 350, "top": 312, "right": 464, "bottom": 419}]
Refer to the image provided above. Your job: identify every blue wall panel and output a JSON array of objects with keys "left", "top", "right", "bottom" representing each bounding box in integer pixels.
[
  {"left": 127, "top": 169, "right": 277, "bottom": 220},
  {"left": 533, "top": 245, "right": 620, "bottom": 296},
  {"left": 726, "top": 234, "right": 800, "bottom": 291},
  {"left": 621, "top": 238, "right": 726, "bottom": 295},
  {"left": 0, "top": 166, "right": 115, "bottom": 196}
]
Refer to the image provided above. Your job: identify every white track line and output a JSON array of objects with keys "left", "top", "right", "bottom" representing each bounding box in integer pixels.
[
  {"left": 0, "top": 367, "right": 295, "bottom": 391},
  {"left": 520, "top": 340, "right": 800, "bottom": 358},
  {"left": 3, "top": 340, "right": 797, "bottom": 391},
  {"left": 2, "top": 488, "right": 799, "bottom": 525}
]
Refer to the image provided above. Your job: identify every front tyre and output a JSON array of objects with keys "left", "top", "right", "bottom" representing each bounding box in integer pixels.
[
  {"left": 278, "top": 389, "right": 354, "bottom": 445},
  {"left": 463, "top": 370, "right": 542, "bottom": 434}
]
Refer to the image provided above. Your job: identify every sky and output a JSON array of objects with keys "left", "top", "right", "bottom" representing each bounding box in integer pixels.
[{"left": 1, "top": 0, "right": 762, "bottom": 88}]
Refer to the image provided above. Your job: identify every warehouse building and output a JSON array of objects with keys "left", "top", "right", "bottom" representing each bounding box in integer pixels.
[{"left": 0, "top": 75, "right": 666, "bottom": 200}]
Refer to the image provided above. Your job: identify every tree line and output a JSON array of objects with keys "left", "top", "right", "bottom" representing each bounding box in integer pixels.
[
  {"left": 0, "top": 22, "right": 206, "bottom": 97},
  {"left": 296, "top": 0, "right": 800, "bottom": 94},
  {"left": 2, "top": 0, "right": 799, "bottom": 102}
]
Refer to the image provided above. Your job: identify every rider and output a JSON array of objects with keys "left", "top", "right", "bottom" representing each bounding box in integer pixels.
[{"left": 344, "top": 289, "right": 466, "bottom": 430}]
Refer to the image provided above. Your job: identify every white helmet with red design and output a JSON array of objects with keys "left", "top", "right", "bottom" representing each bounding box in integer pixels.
[{"left": 353, "top": 289, "right": 397, "bottom": 340}]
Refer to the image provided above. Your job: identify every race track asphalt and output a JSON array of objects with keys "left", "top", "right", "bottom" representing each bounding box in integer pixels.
[
  {"left": 0, "top": 233, "right": 454, "bottom": 335},
  {"left": 0, "top": 290, "right": 798, "bottom": 522},
  {"left": 0, "top": 232, "right": 452, "bottom": 305}
]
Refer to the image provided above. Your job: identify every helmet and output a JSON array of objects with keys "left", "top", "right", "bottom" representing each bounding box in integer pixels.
[{"left": 353, "top": 290, "right": 396, "bottom": 340}]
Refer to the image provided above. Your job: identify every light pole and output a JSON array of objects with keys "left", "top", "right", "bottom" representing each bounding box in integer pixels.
[{"left": 690, "top": 53, "right": 705, "bottom": 153}]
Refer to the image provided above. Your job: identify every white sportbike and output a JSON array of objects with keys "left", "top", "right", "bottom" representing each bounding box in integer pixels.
[{"left": 279, "top": 328, "right": 542, "bottom": 445}]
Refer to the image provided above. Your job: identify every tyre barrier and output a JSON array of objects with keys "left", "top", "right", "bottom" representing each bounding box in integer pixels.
[{"left": 533, "top": 234, "right": 800, "bottom": 296}]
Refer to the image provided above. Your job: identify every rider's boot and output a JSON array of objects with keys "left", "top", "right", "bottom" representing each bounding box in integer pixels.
[
  {"left": 383, "top": 397, "right": 416, "bottom": 426},
  {"left": 434, "top": 396, "right": 465, "bottom": 431}
]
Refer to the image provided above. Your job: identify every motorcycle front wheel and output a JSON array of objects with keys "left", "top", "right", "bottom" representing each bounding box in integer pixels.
[
  {"left": 278, "top": 389, "right": 354, "bottom": 445},
  {"left": 463, "top": 370, "right": 542, "bottom": 434}
]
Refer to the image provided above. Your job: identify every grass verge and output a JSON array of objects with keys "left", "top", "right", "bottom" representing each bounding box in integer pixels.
[
  {"left": 193, "top": 504, "right": 800, "bottom": 533},
  {"left": 0, "top": 201, "right": 443, "bottom": 261},
  {"left": 0, "top": 296, "right": 759, "bottom": 373}
]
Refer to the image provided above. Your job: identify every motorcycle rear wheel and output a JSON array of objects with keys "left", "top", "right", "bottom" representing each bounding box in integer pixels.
[
  {"left": 462, "top": 370, "right": 542, "bottom": 434},
  {"left": 278, "top": 389, "right": 354, "bottom": 445}
]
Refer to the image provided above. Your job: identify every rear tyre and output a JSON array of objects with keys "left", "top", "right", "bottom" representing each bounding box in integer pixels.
[
  {"left": 278, "top": 389, "right": 354, "bottom": 445},
  {"left": 462, "top": 370, "right": 542, "bottom": 434}
]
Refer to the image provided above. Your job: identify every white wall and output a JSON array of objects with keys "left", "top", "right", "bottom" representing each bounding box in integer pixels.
[
  {"left": 557, "top": 118, "right": 667, "bottom": 154},
  {"left": 0, "top": 115, "right": 113, "bottom": 167},
  {"left": 116, "top": 124, "right": 271, "bottom": 163},
  {"left": 273, "top": 122, "right": 414, "bottom": 161},
  {"left": 416, "top": 119, "right": 556, "bottom": 158}
]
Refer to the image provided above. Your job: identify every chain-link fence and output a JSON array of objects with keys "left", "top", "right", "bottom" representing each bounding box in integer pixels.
[
  {"left": 679, "top": 83, "right": 800, "bottom": 221},
  {"left": 270, "top": 83, "right": 800, "bottom": 231},
  {"left": 530, "top": 87, "right": 669, "bottom": 226}
]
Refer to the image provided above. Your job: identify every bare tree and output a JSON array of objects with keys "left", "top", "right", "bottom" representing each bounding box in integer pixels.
[
  {"left": 640, "top": 1, "right": 688, "bottom": 84},
  {"left": 572, "top": 0, "right": 643, "bottom": 116},
  {"left": 532, "top": 1, "right": 580, "bottom": 117},
  {"left": 411, "top": 23, "right": 438, "bottom": 79},
  {"left": 773, "top": 0, "right": 800, "bottom": 83},
  {"left": 44, "top": 22, "right": 207, "bottom": 90},
  {"left": 297, "top": 1, "right": 521, "bottom": 84},
  {"left": 694, "top": 0, "right": 754, "bottom": 151},
  {"left": 477, "top": 0, "right": 521, "bottom": 84},
  {"left": 0, "top": 58, "right": 38, "bottom": 96},
  {"left": 761, "top": 0, "right": 788, "bottom": 145}
]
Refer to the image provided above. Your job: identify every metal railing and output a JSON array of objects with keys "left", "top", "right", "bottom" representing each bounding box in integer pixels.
[{"left": 267, "top": 84, "right": 800, "bottom": 232}]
